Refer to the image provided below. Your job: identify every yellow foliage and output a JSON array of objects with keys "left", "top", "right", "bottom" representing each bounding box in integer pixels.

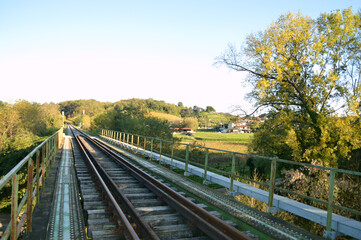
[{"left": 146, "top": 111, "right": 182, "bottom": 122}]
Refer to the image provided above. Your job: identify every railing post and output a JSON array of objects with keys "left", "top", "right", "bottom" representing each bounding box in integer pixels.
[
  {"left": 267, "top": 159, "right": 277, "bottom": 213},
  {"left": 49, "top": 139, "right": 52, "bottom": 160},
  {"left": 46, "top": 142, "right": 50, "bottom": 177},
  {"left": 143, "top": 137, "right": 147, "bottom": 156},
  {"left": 127, "top": 133, "right": 130, "bottom": 148},
  {"left": 170, "top": 142, "right": 175, "bottom": 168},
  {"left": 54, "top": 134, "right": 57, "bottom": 153},
  {"left": 101, "top": 129, "right": 104, "bottom": 137},
  {"left": 137, "top": 135, "right": 140, "bottom": 152},
  {"left": 27, "top": 158, "right": 34, "bottom": 232},
  {"left": 131, "top": 134, "right": 134, "bottom": 151},
  {"left": 36, "top": 150, "right": 40, "bottom": 204},
  {"left": 57, "top": 131, "right": 60, "bottom": 149},
  {"left": 159, "top": 141, "right": 162, "bottom": 163},
  {"left": 150, "top": 138, "right": 154, "bottom": 160},
  {"left": 53, "top": 137, "right": 56, "bottom": 161},
  {"left": 325, "top": 169, "right": 336, "bottom": 237},
  {"left": 41, "top": 145, "right": 46, "bottom": 187},
  {"left": 203, "top": 148, "right": 209, "bottom": 184},
  {"left": 11, "top": 174, "right": 19, "bottom": 240},
  {"left": 230, "top": 153, "right": 236, "bottom": 192},
  {"left": 184, "top": 145, "right": 190, "bottom": 176}
]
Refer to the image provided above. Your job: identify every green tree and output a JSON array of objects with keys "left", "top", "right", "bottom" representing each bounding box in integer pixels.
[
  {"left": 218, "top": 8, "right": 361, "bottom": 166},
  {"left": 250, "top": 120, "right": 260, "bottom": 132},
  {"left": 206, "top": 106, "right": 216, "bottom": 113},
  {"left": 41, "top": 103, "right": 63, "bottom": 132},
  {"left": 182, "top": 118, "right": 198, "bottom": 131},
  {"left": 180, "top": 108, "right": 194, "bottom": 118},
  {"left": 92, "top": 106, "right": 173, "bottom": 140}
]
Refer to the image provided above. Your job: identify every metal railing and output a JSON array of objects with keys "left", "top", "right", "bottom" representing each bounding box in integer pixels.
[
  {"left": 100, "top": 129, "right": 361, "bottom": 235},
  {"left": 0, "top": 128, "right": 63, "bottom": 240}
]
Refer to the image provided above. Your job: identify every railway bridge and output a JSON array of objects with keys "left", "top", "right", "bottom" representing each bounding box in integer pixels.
[{"left": 0, "top": 126, "right": 360, "bottom": 240}]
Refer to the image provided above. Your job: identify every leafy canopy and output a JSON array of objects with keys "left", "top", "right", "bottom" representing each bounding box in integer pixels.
[{"left": 218, "top": 8, "right": 361, "bottom": 167}]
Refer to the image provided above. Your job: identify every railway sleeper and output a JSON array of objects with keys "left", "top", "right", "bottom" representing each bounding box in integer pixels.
[
  {"left": 131, "top": 198, "right": 165, "bottom": 207},
  {"left": 125, "top": 192, "right": 157, "bottom": 200},
  {"left": 143, "top": 213, "right": 184, "bottom": 226},
  {"left": 153, "top": 224, "right": 200, "bottom": 240},
  {"left": 73, "top": 131, "right": 250, "bottom": 240},
  {"left": 90, "top": 229, "right": 120, "bottom": 240},
  {"left": 136, "top": 205, "right": 174, "bottom": 216}
]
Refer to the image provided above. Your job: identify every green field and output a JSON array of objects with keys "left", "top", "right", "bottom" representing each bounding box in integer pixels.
[
  {"left": 174, "top": 130, "right": 253, "bottom": 153},
  {"left": 194, "top": 131, "right": 253, "bottom": 143}
]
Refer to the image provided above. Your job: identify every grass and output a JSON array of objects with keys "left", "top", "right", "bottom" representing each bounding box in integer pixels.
[
  {"left": 194, "top": 131, "right": 253, "bottom": 143},
  {"left": 174, "top": 130, "right": 253, "bottom": 153}
]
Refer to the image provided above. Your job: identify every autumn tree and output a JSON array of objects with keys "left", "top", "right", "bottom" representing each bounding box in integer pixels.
[{"left": 218, "top": 8, "right": 361, "bottom": 167}]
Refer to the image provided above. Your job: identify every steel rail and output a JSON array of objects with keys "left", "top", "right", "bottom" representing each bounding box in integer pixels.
[
  {"left": 83, "top": 131, "right": 252, "bottom": 240},
  {"left": 77, "top": 136, "right": 160, "bottom": 240},
  {"left": 71, "top": 126, "right": 160, "bottom": 240},
  {"left": 71, "top": 129, "right": 140, "bottom": 240}
]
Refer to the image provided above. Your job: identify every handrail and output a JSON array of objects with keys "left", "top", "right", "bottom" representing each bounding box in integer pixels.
[
  {"left": 101, "top": 128, "right": 361, "bottom": 237},
  {"left": 102, "top": 129, "right": 361, "bottom": 175},
  {"left": 0, "top": 130, "right": 62, "bottom": 189},
  {"left": 0, "top": 128, "right": 63, "bottom": 240}
]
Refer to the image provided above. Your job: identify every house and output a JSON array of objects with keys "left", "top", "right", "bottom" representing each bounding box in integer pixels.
[
  {"left": 193, "top": 106, "right": 205, "bottom": 112},
  {"left": 171, "top": 128, "right": 194, "bottom": 134},
  {"left": 228, "top": 120, "right": 252, "bottom": 133}
]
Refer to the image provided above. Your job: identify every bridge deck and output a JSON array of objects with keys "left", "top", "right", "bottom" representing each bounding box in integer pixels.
[{"left": 26, "top": 135, "right": 86, "bottom": 240}]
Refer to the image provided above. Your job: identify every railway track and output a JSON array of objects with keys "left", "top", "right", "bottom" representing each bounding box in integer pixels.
[{"left": 69, "top": 126, "right": 252, "bottom": 240}]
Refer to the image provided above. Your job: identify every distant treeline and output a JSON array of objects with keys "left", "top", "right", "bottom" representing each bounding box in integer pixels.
[
  {"left": 0, "top": 98, "right": 237, "bottom": 176},
  {"left": 58, "top": 98, "right": 236, "bottom": 139},
  {"left": 59, "top": 98, "right": 220, "bottom": 119}
]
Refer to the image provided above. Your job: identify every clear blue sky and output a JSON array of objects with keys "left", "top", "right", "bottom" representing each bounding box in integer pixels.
[{"left": 1, "top": 1, "right": 360, "bottom": 113}]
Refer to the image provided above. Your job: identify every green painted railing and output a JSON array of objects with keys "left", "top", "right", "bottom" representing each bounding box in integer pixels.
[
  {"left": 0, "top": 128, "right": 63, "bottom": 240},
  {"left": 101, "top": 129, "right": 361, "bottom": 235}
]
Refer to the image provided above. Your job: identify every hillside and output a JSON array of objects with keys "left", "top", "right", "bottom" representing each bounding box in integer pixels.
[{"left": 58, "top": 98, "right": 235, "bottom": 128}]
